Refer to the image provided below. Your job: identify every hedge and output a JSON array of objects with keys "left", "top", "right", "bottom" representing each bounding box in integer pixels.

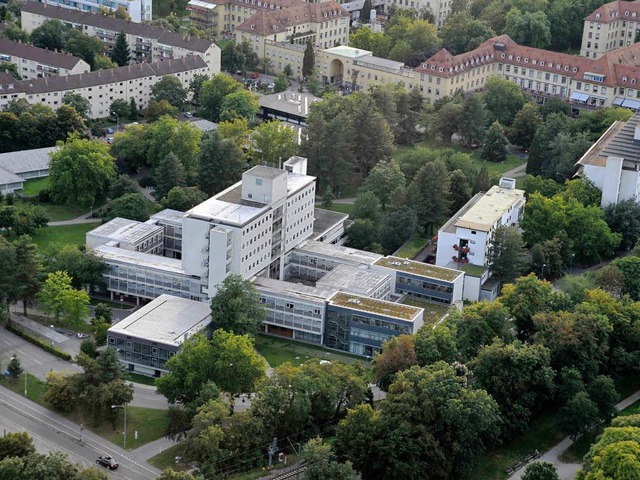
[{"left": 6, "top": 323, "right": 72, "bottom": 361}]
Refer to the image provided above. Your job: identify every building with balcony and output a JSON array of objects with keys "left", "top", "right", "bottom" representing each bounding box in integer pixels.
[
  {"left": 29, "top": 0, "right": 152, "bottom": 23},
  {"left": 436, "top": 178, "right": 525, "bottom": 301},
  {"left": 577, "top": 110, "right": 640, "bottom": 206},
  {"left": 0, "top": 38, "right": 89, "bottom": 79},
  {"left": 581, "top": 0, "right": 640, "bottom": 59},
  {"left": 21, "top": 2, "right": 221, "bottom": 72},
  {"left": 107, "top": 295, "right": 212, "bottom": 377}
]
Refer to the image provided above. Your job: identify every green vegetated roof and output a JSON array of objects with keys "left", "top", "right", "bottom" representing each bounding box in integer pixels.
[
  {"left": 460, "top": 263, "right": 488, "bottom": 277},
  {"left": 375, "top": 256, "right": 462, "bottom": 282},
  {"left": 330, "top": 292, "right": 422, "bottom": 321}
]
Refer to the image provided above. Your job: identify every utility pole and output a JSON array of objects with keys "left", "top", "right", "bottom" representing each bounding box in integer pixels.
[{"left": 268, "top": 437, "right": 277, "bottom": 468}]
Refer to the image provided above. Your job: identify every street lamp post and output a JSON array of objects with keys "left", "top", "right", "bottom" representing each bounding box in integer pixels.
[
  {"left": 50, "top": 325, "right": 54, "bottom": 347},
  {"left": 111, "top": 111, "right": 119, "bottom": 132},
  {"left": 541, "top": 263, "right": 547, "bottom": 279},
  {"left": 111, "top": 405, "right": 127, "bottom": 449}
]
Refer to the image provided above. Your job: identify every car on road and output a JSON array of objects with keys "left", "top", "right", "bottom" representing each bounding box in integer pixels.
[
  {"left": 184, "top": 112, "right": 193, "bottom": 118},
  {"left": 251, "top": 72, "right": 259, "bottom": 79},
  {"left": 106, "top": 127, "right": 114, "bottom": 134},
  {"left": 96, "top": 455, "right": 118, "bottom": 470},
  {"left": 106, "top": 137, "right": 114, "bottom": 144},
  {"left": 77, "top": 333, "right": 89, "bottom": 339}
]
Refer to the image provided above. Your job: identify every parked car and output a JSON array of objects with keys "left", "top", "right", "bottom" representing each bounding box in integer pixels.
[
  {"left": 184, "top": 112, "right": 193, "bottom": 118},
  {"left": 251, "top": 72, "right": 259, "bottom": 79},
  {"left": 107, "top": 137, "right": 114, "bottom": 144},
  {"left": 96, "top": 456, "right": 118, "bottom": 470},
  {"left": 106, "top": 127, "right": 114, "bottom": 134},
  {"left": 77, "top": 333, "right": 89, "bottom": 339}
]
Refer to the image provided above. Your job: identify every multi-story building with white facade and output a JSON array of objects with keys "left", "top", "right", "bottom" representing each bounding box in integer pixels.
[
  {"left": 0, "top": 38, "right": 89, "bottom": 79},
  {"left": 88, "top": 156, "right": 463, "bottom": 359},
  {"left": 0, "top": 55, "right": 212, "bottom": 118},
  {"left": 29, "top": 0, "right": 152, "bottom": 23},
  {"left": 577, "top": 111, "right": 640, "bottom": 206},
  {"left": 581, "top": 0, "right": 640, "bottom": 59},
  {"left": 21, "top": 3, "right": 220, "bottom": 71},
  {"left": 436, "top": 178, "right": 525, "bottom": 301}
]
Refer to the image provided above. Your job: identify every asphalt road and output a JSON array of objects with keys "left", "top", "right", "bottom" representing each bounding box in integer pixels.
[{"left": 0, "top": 387, "right": 160, "bottom": 480}]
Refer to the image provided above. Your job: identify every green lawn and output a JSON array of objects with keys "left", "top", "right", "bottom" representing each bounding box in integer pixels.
[
  {"left": 394, "top": 236, "right": 430, "bottom": 259},
  {"left": 461, "top": 263, "right": 488, "bottom": 277},
  {"left": 254, "top": 334, "right": 369, "bottom": 368},
  {"left": 474, "top": 411, "right": 565, "bottom": 480},
  {"left": 88, "top": 406, "right": 169, "bottom": 450},
  {"left": 20, "top": 178, "right": 49, "bottom": 197},
  {"left": 148, "top": 443, "right": 188, "bottom": 471},
  {"left": 14, "top": 197, "right": 90, "bottom": 222},
  {"left": 399, "top": 297, "right": 451, "bottom": 326},
  {"left": 30, "top": 224, "right": 96, "bottom": 252},
  {"left": 471, "top": 151, "right": 527, "bottom": 177},
  {"left": 126, "top": 372, "right": 157, "bottom": 387},
  {"left": 322, "top": 203, "right": 354, "bottom": 216},
  {"left": 0, "top": 374, "right": 47, "bottom": 404},
  {"left": 216, "top": 38, "right": 232, "bottom": 49}
]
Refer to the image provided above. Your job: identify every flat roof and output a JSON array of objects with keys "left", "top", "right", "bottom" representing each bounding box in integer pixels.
[
  {"left": 454, "top": 185, "right": 524, "bottom": 232},
  {"left": 375, "top": 256, "right": 463, "bottom": 282},
  {"left": 312, "top": 208, "right": 348, "bottom": 239},
  {"left": 108, "top": 294, "right": 211, "bottom": 346},
  {"left": 253, "top": 277, "right": 335, "bottom": 303},
  {"left": 295, "top": 240, "right": 383, "bottom": 265},
  {"left": 329, "top": 292, "right": 422, "bottom": 321},
  {"left": 0, "top": 146, "right": 55, "bottom": 175},
  {"left": 190, "top": 119, "right": 218, "bottom": 132},
  {"left": 287, "top": 172, "right": 315, "bottom": 194},
  {"left": 187, "top": 182, "right": 269, "bottom": 226},
  {"left": 324, "top": 45, "right": 371, "bottom": 58},
  {"left": 316, "top": 264, "right": 390, "bottom": 296},
  {"left": 355, "top": 55, "right": 405, "bottom": 70},
  {"left": 94, "top": 245, "right": 187, "bottom": 275},
  {"left": 259, "top": 91, "right": 322, "bottom": 118},
  {"left": 88, "top": 218, "right": 162, "bottom": 244},
  {"left": 246, "top": 165, "right": 287, "bottom": 180},
  {"left": 150, "top": 209, "right": 185, "bottom": 225}
]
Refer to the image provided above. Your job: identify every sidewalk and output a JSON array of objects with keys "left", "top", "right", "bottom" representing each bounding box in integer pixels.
[{"left": 509, "top": 389, "right": 640, "bottom": 479}]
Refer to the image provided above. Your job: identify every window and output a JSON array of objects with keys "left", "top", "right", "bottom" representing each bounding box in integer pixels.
[{"left": 255, "top": 178, "right": 263, "bottom": 185}]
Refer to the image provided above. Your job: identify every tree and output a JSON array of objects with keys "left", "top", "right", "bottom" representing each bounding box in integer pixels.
[
  {"left": 378, "top": 207, "right": 418, "bottom": 252},
  {"left": 408, "top": 160, "right": 451, "bottom": 234},
  {"left": 349, "top": 96, "right": 395, "bottom": 176},
  {"left": 220, "top": 90, "right": 259, "bottom": 121},
  {"left": 274, "top": 72, "right": 288, "bottom": 94},
  {"left": 440, "top": 12, "right": 495, "bottom": 54},
  {"left": 200, "top": 74, "right": 244, "bottom": 122},
  {"left": 588, "top": 375, "right": 619, "bottom": 421},
  {"left": 321, "top": 185, "right": 334, "bottom": 208},
  {"left": 593, "top": 265, "right": 625, "bottom": 298},
  {"left": 93, "top": 303, "right": 113, "bottom": 324},
  {"left": 474, "top": 164, "right": 491, "bottom": 193},
  {"left": 109, "top": 174, "right": 139, "bottom": 199},
  {"left": 372, "top": 335, "right": 418, "bottom": 390},
  {"left": 210, "top": 275, "right": 265, "bottom": 337},
  {"left": 55, "top": 104, "right": 85, "bottom": 141},
  {"left": 303, "top": 40, "right": 315, "bottom": 78},
  {"left": 45, "top": 244, "right": 106, "bottom": 292},
  {"left": 30, "top": 20, "right": 67, "bottom": 51},
  {"left": 413, "top": 322, "right": 457, "bottom": 365},
  {"left": 471, "top": 340, "right": 555, "bottom": 437},
  {"left": 0, "top": 432, "right": 35, "bottom": 461},
  {"left": 37, "top": 271, "right": 80, "bottom": 322},
  {"left": 522, "top": 462, "right": 560, "bottom": 480},
  {"left": 48, "top": 136, "right": 116, "bottom": 206},
  {"left": 144, "top": 99, "right": 178, "bottom": 122},
  {"left": 65, "top": 29, "right": 105, "bottom": 70},
  {"left": 110, "top": 31, "right": 130, "bottom": 66},
  {"left": 611, "top": 256, "right": 640, "bottom": 300},
  {"left": 359, "top": 0, "right": 372, "bottom": 21},
  {"left": 509, "top": 103, "right": 542, "bottom": 150},
  {"left": 158, "top": 469, "right": 198, "bottom": 480},
  {"left": 362, "top": 160, "right": 405, "bottom": 209},
  {"left": 604, "top": 199, "right": 640, "bottom": 251},
  {"left": 13, "top": 236, "right": 43, "bottom": 316},
  {"left": 459, "top": 93, "right": 486, "bottom": 146},
  {"left": 487, "top": 225, "right": 530, "bottom": 283},
  {"left": 161, "top": 187, "right": 207, "bottom": 211},
  {"left": 80, "top": 339, "right": 98, "bottom": 359},
  {"left": 578, "top": 439, "right": 640, "bottom": 480},
  {"left": 154, "top": 152, "right": 186, "bottom": 199},
  {"left": 110, "top": 99, "right": 130, "bottom": 120},
  {"left": 151, "top": 75, "right": 188, "bottom": 109},
  {"left": 558, "top": 391, "right": 600, "bottom": 439},
  {"left": 481, "top": 121, "right": 509, "bottom": 162},
  {"left": 129, "top": 97, "right": 138, "bottom": 118},
  {"left": 0, "top": 61, "right": 20, "bottom": 81},
  {"left": 197, "top": 132, "right": 245, "bottom": 196},
  {"left": 7, "top": 356, "right": 23, "bottom": 379},
  {"left": 483, "top": 76, "right": 527, "bottom": 127},
  {"left": 93, "top": 55, "right": 117, "bottom": 70},
  {"left": 449, "top": 169, "right": 472, "bottom": 213},
  {"left": 454, "top": 301, "right": 512, "bottom": 361},
  {"left": 146, "top": 116, "right": 202, "bottom": 178},
  {"left": 62, "top": 93, "right": 91, "bottom": 119},
  {"left": 302, "top": 437, "right": 361, "bottom": 480},
  {"left": 505, "top": 9, "right": 551, "bottom": 49},
  {"left": 0, "top": 238, "right": 19, "bottom": 321},
  {"left": 106, "top": 193, "right": 156, "bottom": 222},
  {"left": 251, "top": 121, "right": 297, "bottom": 165}
]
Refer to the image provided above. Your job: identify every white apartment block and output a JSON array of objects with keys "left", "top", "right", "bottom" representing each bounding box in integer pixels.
[
  {"left": 0, "top": 55, "right": 211, "bottom": 118},
  {"left": 436, "top": 178, "right": 525, "bottom": 301},
  {"left": 581, "top": 0, "right": 640, "bottom": 59},
  {"left": 384, "top": 0, "right": 451, "bottom": 27},
  {"left": 0, "top": 38, "right": 89, "bottom": 79},
  {"left": 578, "top": 111, "right": 640, "bottom": 206},
  {"left": 29, "top": 0, "right": 152, "bottom": 23},
  {"left": 22, "top": 2, "right": 221, "bottom": 71}
]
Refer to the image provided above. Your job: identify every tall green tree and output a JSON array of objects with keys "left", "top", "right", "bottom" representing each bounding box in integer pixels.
[
  {"left": 220, "top": 90, "right": 259, "bottom": 121},
  {"left": 151, "top": 75, "right": 188, "bottom": 109},
  {"left": 362, "top": 160, "right": 405, "bottom": 209},
  {"left": 198, "top": 132, "right": 245, "bottom": 196},
  {"left": 302, "top": 437, "right": 362, "bottom": 480},
  {"left": 48, "top": 136, "right": 116, "bottom": 206},
  {"left": 111, "top": 31, "right": 130, "bottom": 66},
  {"left": 505, "top": 9, "right": 551, "bottom": 49},
  {"left": 509, "top": 103, "right": 542, "bottom": 150},
  {"left": 106, "top": 192, "right": 156, "bottom": 222},
  {"left": 303, "top": 40, "right": 315, "bottom": 78},
  {"left": 0, "top": 432, "right": 35, "bottom": 461},
  {"left": 62, "top": 93, "right": 91, "bottom": 119},
  {"left": 210, "top": 275, "right": 265, "bottom": 337},
  {"left": 487, "top": 225, "right": 530, "bottom": 283},
  {"left": 200, "top": 74, "right": 244, "bottom": 122},
  {"left": 459, "top": 93, "right": 486, "bottom": 146},
  {"left": 454, "top": 301, "right": 512, "bottom": 361},
  {"left": 481, "top": 121, "right": 509, "bottom": 162},
  {"left": 161, "top": 187, "right": 207, "bottom": 211},
  {"left": 359, "top": 0, "right": 372, "bottom": 22},
  {"left": 251, "top": 120, "right": 297, "bottom": 165},
  {"left": 65, "top": 29, "right": 105, "bottom": 70},
  {"left": 408, "top": 160, "right": 451, "bottom": 234},
  {"left": 604, "top": 198, "right": 640, "bottom": 251},
  {"left": 483, "top": 76, "right": 527, "bottom": 127},
  {"left": 154, "top": 152, "right": 186, "bottom": 199},
  {"left": 14, "top": 236, "right": 43, "bottom": 316},
  {"left": 522, "top": 462, "right": 559, "bottom": 480},
  {"left": 30, "top": 19, "right": 67, "bottom": 51},
  {"left": 146, "top": 116, "right": 202, "bottom": 179},
  {"left": 440, "top": 12, "right": 495, "bottom": 54}
]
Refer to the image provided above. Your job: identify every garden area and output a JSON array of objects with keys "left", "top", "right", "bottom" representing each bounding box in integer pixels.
[
  {"left": 29, "top": 224, "right": 97, "bottom": 252},
  {"left": 254, "top": 334, "right": 369, "bottom": 368},
  {"left": 394, "top": 235, "right": 430, "bottom": 259}
]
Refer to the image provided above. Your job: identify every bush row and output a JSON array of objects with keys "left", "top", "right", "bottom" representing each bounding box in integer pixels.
[{"left": 6, "top": 323, "right": 72, "bottom": 361}]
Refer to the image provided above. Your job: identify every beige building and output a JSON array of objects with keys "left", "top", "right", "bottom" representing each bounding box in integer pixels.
[
  {"left": 384, "top": 0, "right": 451, "bottom": 27},
  {"left": 0, "top": 56, "right": 211, "bottom": 118},
  {"left": 235, "top": 1, "right": 349, "bottom": 59},
  {"left": 0, "top": 37, "right": 89, "bottom": 79},
  {"left": 581, "top": 0, "right": 640, "bottom": 59},
  {"left": 21, "top": 2, "right": 221, "bottom": 73}
]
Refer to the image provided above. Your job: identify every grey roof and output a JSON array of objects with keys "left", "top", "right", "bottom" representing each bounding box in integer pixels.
[
  {"left": 0, "top": 146, "right": 55, "bottom": 175},
  {"left": 259, "top": 90, "right": 321, "bottom": 117},
  {"left": 188, "top": 183, "right": 269, "bottom": 226},
  {"left": 312, "top": 208, "right": 347, "bottom": 240},
  {"left": 108, "top": 294, "right": 211, "bottom": 346},
  {"left": 22, "top": 2, "right": 216, "bottom": 53},
  {"left": 253, "top": 277, "right": 335, "bottom": 303},
  {"left": 354, "top": 54, "right": 405, "bottom": 70},
  {"left": 94, "top": 244, "right": 187, "bottom": 274},
  {"left": 150, "top": 209, "right": 185, "bottom": 224},
  {"left": 599, "top": 111, "right": 640, "bottom": 162},
  {"left": 88, "top": 217, "right": 162, "bottom": 244},
  {"left": 294, "top": 239, "right": 383, "bottom": 265},
  {"left": 0, "top": 56, "right": 208, "bottom": 95},
  {"left": 0, "top": 167, "right": 24, "bottom": 186},
  {"left": 316, "top": 263, "right": 391, "bottom": 297},
  {"left": 190, "top": 119, "right": 218, "bottom": 132},
  {"left": 247, "top": 165, "right": 287, "bottom": 180},
  {"left": 0, "top": 37, "right": 87, "bottom": 70}
]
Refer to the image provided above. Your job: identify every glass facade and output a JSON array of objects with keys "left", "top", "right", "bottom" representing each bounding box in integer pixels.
[
  {"left": 107, "top": 336, "right": 176, "bottom": 373},
  {"left": 259, "top": 293, "right": 323, "bottom": 341},
  {"left": 395, "top": 272, "right": 454, "bottom": 304},
  {"left": 105, "top": 264, "right": 206, "bottom": 301}
]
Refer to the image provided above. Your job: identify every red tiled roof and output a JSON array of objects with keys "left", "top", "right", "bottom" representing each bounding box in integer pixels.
[
  {"left": 236, "top": 1, "right": 348, "bottom": 35},
  {"left": 585, "top": 0, "right": 640, "bottom": 23}
]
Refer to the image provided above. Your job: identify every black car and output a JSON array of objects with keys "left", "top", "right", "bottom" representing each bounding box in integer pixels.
[{"left": 96, "top": 455, "right": 119, "bottom": 470}]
